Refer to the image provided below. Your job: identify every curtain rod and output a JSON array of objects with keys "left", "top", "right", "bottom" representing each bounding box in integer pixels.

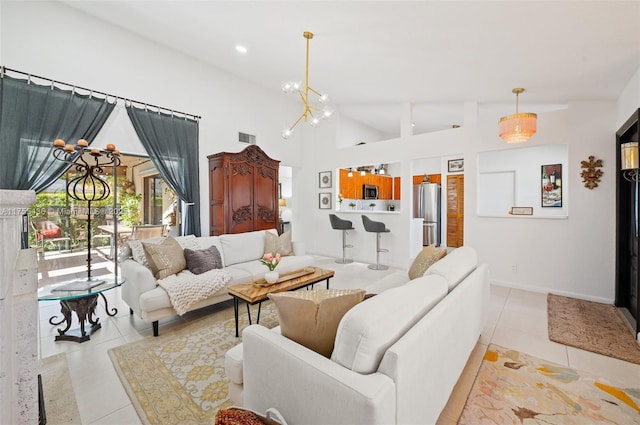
[{"left": 0, "top": 66, "right": 201, "bottom": 121}]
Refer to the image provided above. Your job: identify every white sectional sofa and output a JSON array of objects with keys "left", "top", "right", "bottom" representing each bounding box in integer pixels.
[
  {"left": 120, "top": 229, "right": 314, "bottom": 336},
  {"left": 226, "top": 246, "right": 489, "bottom": 425}
]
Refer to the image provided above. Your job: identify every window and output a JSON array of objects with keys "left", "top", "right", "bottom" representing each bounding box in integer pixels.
[{"left": 144, "top": 175, "right": 163, "bottom": 225}]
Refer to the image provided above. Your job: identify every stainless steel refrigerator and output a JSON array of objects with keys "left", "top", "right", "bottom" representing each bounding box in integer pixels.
[{"left": 413, "top": 183, "right": 441, "bottom": 246}]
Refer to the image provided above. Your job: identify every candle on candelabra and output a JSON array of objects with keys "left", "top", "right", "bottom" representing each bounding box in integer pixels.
[{"left": 52, "top": 139, "right": 121, "bottom": 285}]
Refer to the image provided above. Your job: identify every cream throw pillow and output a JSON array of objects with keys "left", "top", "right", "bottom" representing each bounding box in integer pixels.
[
  {"left": 264, "top": 231, "right": 294, "bottom": 256},
  {"left": 142, "top": 236, "right": 187, "bottom": 279},
  {"left": 407, "top": 245, "right": 447, "bottom": 280},
  {"left": 268, "top": 288, "right": 366, "bottom": 357}
]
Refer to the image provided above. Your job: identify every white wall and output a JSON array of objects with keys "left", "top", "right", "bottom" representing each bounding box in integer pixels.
[
  {"left": 467, "top": 102, "right": 617, "bottom": 303},
  {"left": 478, "top": 144, "right": 568, "bottom": 218},
  {"left": 335, "top": 113, "right": 387, "bottom": 148},
  {"left": 617, "top": 67, "right": 640, "bottom": 127},
  {"left": 1, "top": 1, "right": 303, "bottom": 235},
  {"left": 295, "top": 95, "right": 625, "bottom": 303}
]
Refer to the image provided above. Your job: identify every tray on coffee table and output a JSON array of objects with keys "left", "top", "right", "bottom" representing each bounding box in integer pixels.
[{"left": 253, "top": 267, "right": 316, "bottom": 286}]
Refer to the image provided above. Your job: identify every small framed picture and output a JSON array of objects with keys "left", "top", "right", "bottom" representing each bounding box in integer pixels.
[
  {"left": 541, "top": 164, "right": 562, "bottom": 207},
  {"left": 319, "top": 171, "right": 332, "bottom": 188},
  {"left": 448, "top": 159, "right": 464, "bottom": 173},
  {"left": 319, "top": 192, "right": 331, "bottom": 209}
]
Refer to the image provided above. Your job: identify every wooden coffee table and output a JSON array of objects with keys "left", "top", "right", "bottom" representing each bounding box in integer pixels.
[{"left": 228, "top": 266, "right": 335, "bottom": 337}]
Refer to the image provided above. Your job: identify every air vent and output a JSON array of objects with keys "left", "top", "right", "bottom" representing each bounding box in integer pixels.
[{"left": 238, "top": 132, "right": 256, "bottom": 144}]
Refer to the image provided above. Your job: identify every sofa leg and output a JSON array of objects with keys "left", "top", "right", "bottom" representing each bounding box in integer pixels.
[
  {"left": 129, "top": 308, "right": 133, "bottom": 315},
  {"left": 152, "top": 321, "right": 159, "bottom": 337}
]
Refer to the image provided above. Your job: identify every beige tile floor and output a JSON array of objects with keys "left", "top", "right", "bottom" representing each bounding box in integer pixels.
[{"left": 37, "top": 253, "right": 640, "bottom": 424}]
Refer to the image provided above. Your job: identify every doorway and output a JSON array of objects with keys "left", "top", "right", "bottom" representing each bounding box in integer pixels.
[{"left": 616, "top": 109, "right": 640, "bottom": 339}]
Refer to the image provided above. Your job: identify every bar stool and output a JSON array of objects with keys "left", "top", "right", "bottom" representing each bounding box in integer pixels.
[
  {"left": 362, "top": 215, "right": 390, "bottom": 270},
  {"left": 329, "top": 214, "right": 355, "bottom": 264}
]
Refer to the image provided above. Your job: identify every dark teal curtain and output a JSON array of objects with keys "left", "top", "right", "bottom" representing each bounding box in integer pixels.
[
  {"left": 0, "top": 75, "right": 115, "bottom": 191},
  {"left": 126, "top": 105, "right": 201, "bottom": 236}
]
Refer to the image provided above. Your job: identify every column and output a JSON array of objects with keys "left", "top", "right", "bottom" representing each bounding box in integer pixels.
[{"left": 0, "top": 189, "right": 38, "bottom": 425}]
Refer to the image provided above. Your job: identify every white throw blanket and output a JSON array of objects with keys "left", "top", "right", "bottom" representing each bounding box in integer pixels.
[{"left": 157, "top": 268, "right": 232, "bottom": 315}]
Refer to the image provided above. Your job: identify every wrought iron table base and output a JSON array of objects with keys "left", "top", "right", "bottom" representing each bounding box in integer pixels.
[{"left": 49, "top": 293, "right": 118, "bottom": 343}]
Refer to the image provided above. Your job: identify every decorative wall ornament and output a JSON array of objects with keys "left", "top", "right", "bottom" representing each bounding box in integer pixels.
[{"left": 580, "top": 156, "right": 604, "bottom": 189}]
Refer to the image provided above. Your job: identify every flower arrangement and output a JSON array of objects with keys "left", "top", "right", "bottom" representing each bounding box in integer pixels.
[
  {"left": 259, "top": 253, "right": 281, "bottom": 271},
  {"left": 338, "top": 193, "right": 344, "bottom": 204}
]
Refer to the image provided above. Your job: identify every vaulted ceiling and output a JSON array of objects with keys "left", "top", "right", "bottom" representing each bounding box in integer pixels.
[{"left": 61, "top": 0, "right": 640, "bottom": 136}]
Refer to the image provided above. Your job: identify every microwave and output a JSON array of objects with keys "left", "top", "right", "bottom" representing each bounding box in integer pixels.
[{"left": 363, "top": 184, "right": 379, "bottom": 199}]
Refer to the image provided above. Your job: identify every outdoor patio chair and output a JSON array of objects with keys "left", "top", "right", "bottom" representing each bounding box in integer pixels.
[
  {"left": 31, "top": 219, "right": 72, "bottom": 254},
  {"left": 129, "top": 224, "right": 166, "bottom": 241}
]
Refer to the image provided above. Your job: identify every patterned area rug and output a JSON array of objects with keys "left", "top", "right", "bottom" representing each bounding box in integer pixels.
[
  {"left": 109, "top": 303, "right": 278, "bottom": 425},
  {"left": 458, "top": 344, "right": 640, "bottom": 424},
  {"left": 548, "top": 293, "right": 640, "bottom": 365}
]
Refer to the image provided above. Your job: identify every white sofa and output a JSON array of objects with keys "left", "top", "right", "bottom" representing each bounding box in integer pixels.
[
  {"left": 120, "top": 229, "right": 314, "bottom": 336},
  {"left": 226, "top": 246, "right": 489, "bottom": 425}
]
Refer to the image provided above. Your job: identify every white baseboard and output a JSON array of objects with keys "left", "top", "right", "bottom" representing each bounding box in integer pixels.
[{"left": 490, "top": 279, "right": 614, "bottom": 305}]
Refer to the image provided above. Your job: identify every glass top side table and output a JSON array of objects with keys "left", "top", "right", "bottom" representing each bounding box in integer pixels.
[{"left": 38, "top": 275, "right": 125, "bottom": 343}]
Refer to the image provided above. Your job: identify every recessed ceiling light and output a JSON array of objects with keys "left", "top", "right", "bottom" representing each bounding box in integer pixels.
[{"left": 235, "top": 45, "right": 248, "bottom": 54}]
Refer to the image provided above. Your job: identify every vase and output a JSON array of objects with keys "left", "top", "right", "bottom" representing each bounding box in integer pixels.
[{"left": 265, "top": 270, "right": 279, "bottom": 284}]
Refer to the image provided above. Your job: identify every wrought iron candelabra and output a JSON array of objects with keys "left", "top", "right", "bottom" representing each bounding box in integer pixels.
[{"left": 52, "top": 139, "right": 120, "bottom": 283}]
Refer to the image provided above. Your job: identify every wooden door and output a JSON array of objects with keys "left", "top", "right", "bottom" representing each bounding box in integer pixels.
[{"left": 446, "top": 175, "right": 464, "bottom": 248}]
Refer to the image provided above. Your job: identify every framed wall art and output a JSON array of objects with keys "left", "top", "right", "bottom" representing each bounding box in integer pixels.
[
  {"left": 319, "top": 171, "right": 332, "bottom": 188},
  {"left": 541, "top": 164, "right": 562, "bottom": 207},
  {"left": 318, "top": 192, "right": 331, "bottom": 209},
  {"left": 448, "top": 159, "right": 464, "bottom": 173}
]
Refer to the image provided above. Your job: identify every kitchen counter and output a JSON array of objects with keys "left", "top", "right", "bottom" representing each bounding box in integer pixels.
[{"left": 335, "top": 209, "right": 401, "bottom": 214}]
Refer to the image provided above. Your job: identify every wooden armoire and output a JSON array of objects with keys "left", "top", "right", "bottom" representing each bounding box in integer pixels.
[{"left": 208, "top": 145, "right": 280, "bottom": 236}]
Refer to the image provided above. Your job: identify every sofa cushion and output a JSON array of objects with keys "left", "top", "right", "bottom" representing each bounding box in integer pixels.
[
  {"left": 407, "top": 245, "right": 447, "bottom": 280},
  {"left": 125, "top": 234, "right": 197, "bottom": 267},
  {"left": 184, "top": 245, "right": 223, "bottom": 275},
  {"left": 142, "top": 236, "right": 187, "bottom": 279},
  {"left": 128, "top": 237, "right": 165, "bottom": 267},
  {"left": 264, "top": 231, "right": 294, "bottom": 256},
  {"left": 331, "top": 275, "right": 448, "bottom": 374},
  {"left": 268, "top": 289, "right": 366, "bottom": 357},
  {"left": 424, "top": 246, "right": 478, "bottom": 291},
  {"left": 220, "top": 230, "right": 266, "bottom": 266},
  {"left": 365, "top": 271, "right": 409, "bottom": 294},
  {"left": 193, "top": 236, "right": 225, "bottom": 266}
]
